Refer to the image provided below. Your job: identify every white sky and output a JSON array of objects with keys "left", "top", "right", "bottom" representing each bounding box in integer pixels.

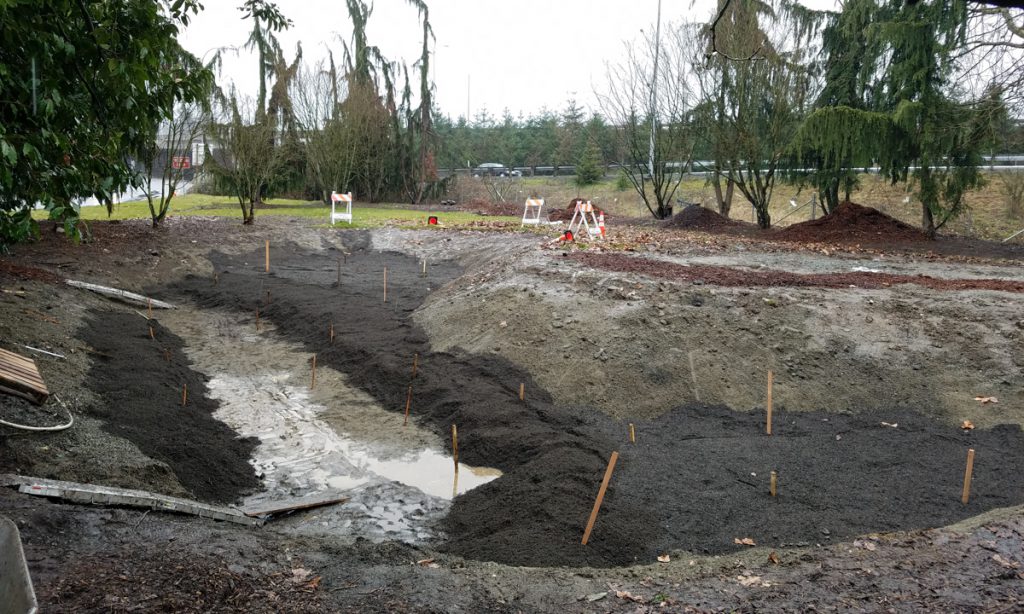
[{"left": 179, "top": 0, "right": 836, "bottom": 120}]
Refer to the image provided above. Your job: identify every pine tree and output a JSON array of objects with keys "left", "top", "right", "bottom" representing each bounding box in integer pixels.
[{"left": 575, "top": 138, "right": 604, "bottom": 187}]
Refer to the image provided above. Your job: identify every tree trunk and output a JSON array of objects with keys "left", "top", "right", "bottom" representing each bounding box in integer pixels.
[
  {"left": 755, "top": 202, "right": 771, "bottom": 229},
  {"left": 921, "top": 203, "right": 936, "bottom": 238}
]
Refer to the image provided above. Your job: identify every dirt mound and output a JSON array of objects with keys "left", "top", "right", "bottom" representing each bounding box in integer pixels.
[
  {"left": 548, "top": 198, "right": 610, "bottom": 223},
  {"left": 78, "top": 311, "right": 260, "bottom": 504},
  {"left": 460, "top": 199, "right": 521, "bottom": 217},
  {"left": 664, "top": 204, "right": 744, "bottom": 230},
  {"left": 778, "top": 201, "right": 928, "bottom": 243}
]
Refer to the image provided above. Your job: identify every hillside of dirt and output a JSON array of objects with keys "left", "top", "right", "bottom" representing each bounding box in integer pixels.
[
  {"left": 665, "top": 203, "right": 748, "bottom": 230},
  {"left": 2, "top": 216, "right": 1023, "bottom": 610},
  {"left": 777, "top": 200, "right": 929, "bottom": 243}
]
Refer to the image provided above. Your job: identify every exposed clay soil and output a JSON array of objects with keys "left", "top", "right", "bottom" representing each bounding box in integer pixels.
[
  {"left": 570, "top": 251, "right": 1024, "bottom": 293},
  {"left": 2, "top": 216, "right": 1024, "bottom": 611}
]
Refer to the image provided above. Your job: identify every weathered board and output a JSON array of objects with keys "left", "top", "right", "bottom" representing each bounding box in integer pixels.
[
  {"left": 2, "top": 474, "right": 261, "bottom": 527},
  {"left": 242, "top": 492, "right": 349, "bottom": 518},
  {"left": 0, "top": 348, "right": 49, "bottom": 405}
]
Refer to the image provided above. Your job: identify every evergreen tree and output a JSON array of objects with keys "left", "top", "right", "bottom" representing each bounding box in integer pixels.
[{"left": 575, "top": 138, "right": 604, "bottom": 187}]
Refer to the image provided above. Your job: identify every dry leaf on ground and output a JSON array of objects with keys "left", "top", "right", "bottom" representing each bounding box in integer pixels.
[
  {"left": 734, "top": 537, "right": 756, "bottom": 546},
  {"left": 657, "top": 554, "right": 671, "bottom": 563},
  {"left": 974, "top": 396, "right": 998, "bottom": 404},
  {"left": 962, "top": 420, "right": 975, "bottom": 430}
]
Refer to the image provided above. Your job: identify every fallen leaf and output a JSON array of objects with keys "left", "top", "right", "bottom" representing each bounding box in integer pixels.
[
  {"left": 305, "top": 576, "right": 322, "bottom": 590},
  {"left": 734, "top": 537, "right": 756, "bottom": 546},
  {"left": 961, "top": 420, "right": 975, "bottom": 430},
  {"left": 585, "top": 592, "right": 608, "bottom": 602},
  {"left": 853, "top": 539, "right": 877, "bottom": 551},
  {"left": 880, "top": 421, "right": 899, "bottom": 428},
  {"left": 975, "top": 396, "right": 998, "bottom": 404},
  {"left": 416, "top": 559, "right": 435, "bottom": 567},
  {"left": 657, "top": 554, "right": 671, "bottom": 563},
  {"left": 736, "top": 575, "right": 771, "bottom": 587},
  {"left": 615, "top": 590, "right": 645, "bottom": 603},
  {"left": 993, "top": 554, "right": 1020, "bottom": 569},
  {"left": 291, "top": 568, "right": 311, "bottom": 582},
  {"left": 768, "top": 551, "right": 781, "bottom": 564}
]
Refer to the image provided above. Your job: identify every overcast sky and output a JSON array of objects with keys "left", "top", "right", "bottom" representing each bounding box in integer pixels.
[{"left": 179, "top": 0, "right": 835, "bottom": 121}]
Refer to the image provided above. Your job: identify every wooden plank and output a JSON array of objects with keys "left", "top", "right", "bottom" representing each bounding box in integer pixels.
[
  {"left": 65, "top": 280, "right": 175, "bottom": 309},
  {"left": 241, "top": 492, "right": 349, "bottom": 518},
  {"left": 3, "top": 474, "right": 260, "bottom": 527},
  {"left": 0, "top": 348, "right": 48, "bottom": 404}
]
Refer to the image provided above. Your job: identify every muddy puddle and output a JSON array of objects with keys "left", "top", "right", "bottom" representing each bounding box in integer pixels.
[{"left": 161, "top": 307, "right": 500, "bottom": 543}]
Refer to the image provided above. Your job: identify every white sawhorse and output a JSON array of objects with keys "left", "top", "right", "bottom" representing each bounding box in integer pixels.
[
  {"left": 568, "top": 200, "right": 602, "bottom": 239},
  {"left": 521, "top": 197, "right": 544, "bottom": 226},
  {"left": 331, "top": 191, "right": 353, "bottom": 224}
]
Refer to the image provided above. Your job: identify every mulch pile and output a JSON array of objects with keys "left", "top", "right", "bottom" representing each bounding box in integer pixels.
[
  {"left": 0, "top": 260, "right": 61, "bottom": 283},
  {"left": 664, "top": 204, "right": 745, "bottom": 230},
  {"left": 571, "top": 252, "right": 1024, "bottom": 293},
  {"left": 777, "top": 200, "right": 928, "bottom": 243}
]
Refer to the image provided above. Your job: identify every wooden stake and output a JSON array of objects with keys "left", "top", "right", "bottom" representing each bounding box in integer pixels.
[
  {"left": 329, "top": 322, "right": 335, "bottom": 344},
  {"left": 383, "top": 267, "right": 388, "bottom": 303},
  {"left": 213, "top": 272, "right": 219, "bottom": 286},
  {"left": 519, "top": 382, "right": 525, "bottom": 401},
  {"left": 962, "top": 448, "right": 975, "bottom": 504},
  {"left": 310, "top": 354, "right": 317, "bottom": 389},
  {"left": 582, "top": 451, "right": 619, "bottom": 545},
  {"left": 766, "top": 370, "right": 774, "bottom": 435},
  {"left": 770, "top": 471, "right": 777, "bottom": 497},
  {"left": 149, "top": 324, "right": 155, "bottom": 340},
  {"left": 452, "top": 424, "right": 459, "bottom": 473},
  {"left": 403, "top": 385, "right": 412, "bottom": 426},
  {"left": 421, "top": 258, "right": 427, "bottom": 277},
  {"left": 181, "top": 383, "right": 188, "bottom": 407},
  {"left": 411, "top": 353, "right": 418, "bottom": 378},
  {"left": 265, "top": 239, "right": 270, "bottom": 272},
  {"left": 629, "top": 423, "right": 635, "bottom": 443}
]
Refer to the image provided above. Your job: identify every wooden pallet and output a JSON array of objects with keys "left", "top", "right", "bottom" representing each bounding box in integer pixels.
[{"left": 0, "top": 348, "right": 49, "bottom": 405}]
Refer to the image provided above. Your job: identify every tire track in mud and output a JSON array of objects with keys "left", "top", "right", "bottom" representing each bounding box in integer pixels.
[{"left": 170, "top": 231, "right": 1024, "bottom": 568}]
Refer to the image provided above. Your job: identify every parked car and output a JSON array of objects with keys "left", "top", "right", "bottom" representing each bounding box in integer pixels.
[{"left": 473, "top": 163, "right": 510, "bottom": 177}]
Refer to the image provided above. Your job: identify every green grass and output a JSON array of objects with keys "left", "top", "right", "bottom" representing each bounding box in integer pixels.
[{"left": 33, "top": 194, "right": 519, "bottom": 228}]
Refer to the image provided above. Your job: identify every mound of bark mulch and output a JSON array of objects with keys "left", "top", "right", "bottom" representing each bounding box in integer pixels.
[
  {"left": 78, "top": 310, "right": 260, "bottom": 504},
  {"left": 664, "top": 204, "right": 745, "bottom": 230},
  {"left": 777, "top": 201, "right": 928, "bottom": 243},
  {"left": 571, "top": 252, "right": 1024, "bottom": 293},
  {"left": 0, "top": 260, "right": 61, "bottom": 283}
]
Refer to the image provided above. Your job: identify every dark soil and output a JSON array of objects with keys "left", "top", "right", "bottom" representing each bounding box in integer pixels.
[
  {"left": 664, "top": 204, "right": 747, "bottom": 230},
  {"left": 571, "top": 252, "right": 1024, "bottom": 293},
  {"left": 77, "top": 311, "right": 260, "bottom": 504},
  {"left": 168, "top": 232, "right": 1024, "bottom": 569},
  {"left": 777, "top": 200, "right": 929, "bottom": 243}
]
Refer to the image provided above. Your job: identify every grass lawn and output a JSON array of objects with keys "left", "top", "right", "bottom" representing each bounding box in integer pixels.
[{"left": 33, "top": 194, "right": 519, "bottom": 228}]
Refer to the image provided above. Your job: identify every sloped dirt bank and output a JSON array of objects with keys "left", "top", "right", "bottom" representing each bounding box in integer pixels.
[{"left": 168, "top": 232, "right": 1024, "bottom": 568}]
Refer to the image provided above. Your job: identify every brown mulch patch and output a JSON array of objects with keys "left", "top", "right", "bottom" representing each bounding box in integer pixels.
[
  {"left": 0, "top": 260, "right": 61, "bottom": 283},
  {"left": 776, "top": 200, "right": 928, "bottom": 243},
  {"left": 571, "top": 251, "right": 1024, "bottom": 293},
  {"left": 663, "top": 204, "right": 748, "bottom": 230},
  {"left": 39, "top": 548, "right": 328, "bottom": 613}
]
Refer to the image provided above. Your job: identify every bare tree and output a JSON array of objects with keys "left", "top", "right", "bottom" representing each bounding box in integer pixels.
[
  {"left": 139, "top": 101, "right": 206, "bottom": 228},
  {"left": 291, "top": 60, "right": 359, "bottom": 202},
  {"left": 597, "top": 23, "right": 697, "bottom": 219},
  {"left": 204, "top": 95, "right": 285, "bottom": 224}
]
